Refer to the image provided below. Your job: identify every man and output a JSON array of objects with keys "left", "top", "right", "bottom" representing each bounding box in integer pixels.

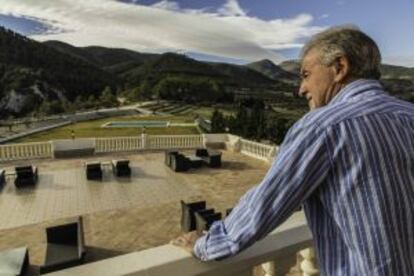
[{"left": 172, "top": 26, "right": 414, "bottom": 275}]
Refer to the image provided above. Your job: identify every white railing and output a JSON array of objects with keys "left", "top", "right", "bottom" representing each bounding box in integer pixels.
[
  {"left": 46, "top": 212, "right": 317, "bottom": 276},
  {"left": 240, "top": 139, "right": 277, "bottom": 162},
  {"left": 0, "top": 134, "right": 281, "bottom": 163},
  {"left": 94, "top": 135, "right": 204, "bottom": 153},
  {"left": 95, "top": 136, "right": 144, "bottom": 153},
  {"left": 0, "top": 141, "right": 53, "bottom": 161},
  {"left": 147, "top": 135, "right": 203, "bottom": 150}
]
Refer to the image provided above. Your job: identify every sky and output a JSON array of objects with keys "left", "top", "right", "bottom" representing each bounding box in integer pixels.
[{"left": 0, "top": 0, "right": 413, "bottom": 67}]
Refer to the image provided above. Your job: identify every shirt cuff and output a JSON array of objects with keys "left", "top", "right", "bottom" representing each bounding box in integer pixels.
[{"left": 193, "top": 235, "right": 208, "bottom": 261}]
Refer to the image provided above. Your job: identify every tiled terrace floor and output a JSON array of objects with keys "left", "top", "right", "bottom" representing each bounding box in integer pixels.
[{"left": 0, "top": 150, "right": 270, "bottom": 270}]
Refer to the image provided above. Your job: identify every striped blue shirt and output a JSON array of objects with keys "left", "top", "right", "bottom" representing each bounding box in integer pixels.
[{"left": 193, "top": 79, "right": 414, "bottom": 275}]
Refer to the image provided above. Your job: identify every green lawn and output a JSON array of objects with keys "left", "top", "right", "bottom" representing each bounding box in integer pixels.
[{"left": 14, "top": 115, "right": 200, "bottom": 143}]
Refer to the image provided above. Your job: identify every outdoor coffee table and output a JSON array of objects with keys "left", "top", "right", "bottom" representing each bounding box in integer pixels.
[
  {"left": 187, "top": 156, "right": 204, "bottom": 168},
  {"left": 100, "top": 161, "right": 112, "bottom": 171}
]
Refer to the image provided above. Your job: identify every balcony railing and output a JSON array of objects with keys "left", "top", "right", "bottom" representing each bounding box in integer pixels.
[
  {"left": 0, "top": 134, "right": 318, "bottom": 275},
  {"left": 46, "top": 212, "right": 317, "bottom": 276},
  {"left": 0, "top": 141, "right": 53, "bottom": 161},
  {"left": 147, "top": 134, "right": 204, "bottom": 150},
  {"left": 0, "top": 134, "right": 278, "bottom": 163},
  {"left": 240, "top": 138, "right": 278, "bottom": 162},
  {"left": 95, "top": 136, "right": 144, "bottom": 153}
]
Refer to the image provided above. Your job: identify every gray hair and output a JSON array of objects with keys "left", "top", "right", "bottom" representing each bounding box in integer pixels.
[{"left": 301, "top": 26, "right": 382, "bottom": 80}]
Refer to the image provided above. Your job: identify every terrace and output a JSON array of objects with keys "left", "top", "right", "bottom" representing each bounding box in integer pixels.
[{"left": 0, "top": 134, "right": 317, "bottom": 276}]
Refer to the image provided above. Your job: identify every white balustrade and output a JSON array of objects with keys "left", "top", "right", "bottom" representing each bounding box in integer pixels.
[
  {"left": 95, "top": 135, "right": 203, "bottom": 153},
  {"left": 0, "top": 142, "right": 52, "bottom": 161},
  {"left": 147, "top": 135, "right": 203, "bottom": 150},
  {"left": 95, "top": 136, "right": 144, "bottom": 153},
  {"left": 299, "top": 248, "right": 319, "bottom": 276},
  {"left": 0, "top": 134, "right": 280, "bottom": 164},
  {"left": 240, "top": 138, "right": 276, "bottom": 162}
]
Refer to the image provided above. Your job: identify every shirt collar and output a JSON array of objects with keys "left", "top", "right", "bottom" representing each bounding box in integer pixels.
[{"left": 328, "top": 79, "right": 385, "bottom": 106}]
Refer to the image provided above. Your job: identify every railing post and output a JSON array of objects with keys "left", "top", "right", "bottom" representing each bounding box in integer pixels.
[
  {"left": 202, "top": 134, "right": 207, "bottom": 148},
  {"left": 300, "top": 248, "right": 319, "bottom": 276},
  {"left": 262, "top": 261, "right": 276, "bottom": 276},
  {"left": 267, "top": 146, "right": 277, "bottom": 162},
  {"left": 50, "top": 141, "right": 55, "bottom": 158},
  {"left": 234, "top": 138, "right": 242, "bottom": 153},
  {"left": 142, "top": 133, "right": 147, "bottom": 149}
]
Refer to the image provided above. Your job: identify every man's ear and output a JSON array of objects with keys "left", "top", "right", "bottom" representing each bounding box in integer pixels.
[{"left": 333, "top": 56, "right": 350, "bottom": 83}]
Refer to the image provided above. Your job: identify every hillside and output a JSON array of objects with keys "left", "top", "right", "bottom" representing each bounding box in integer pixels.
[
  {"left": 44, "top": 41, "right": 158, "bottom": 75},
  {"left": 0, "top": 27, "right": 119, "bottom": 117},
  {"left": 0, "top": 28, "right": 283, "bottom": 117},
  {"left": 278, "top": 60, "right": 301, "bottom": 76},
  {"left": 122, "top": 52, "right": 279, "bottom": 89},
  {"left": 1, "top": 25, "right": 413, "bottom": 118},
  {"left": 247, "top": 59, "right": 298, "bottom": 82}
]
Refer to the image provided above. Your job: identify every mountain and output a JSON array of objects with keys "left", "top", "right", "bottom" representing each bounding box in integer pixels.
[
  {"left": 246, "top": 59, "right": 298, "bottom": 82},
  {"left": 122, "top": 52, "right": 278, "bottom": 89},
  {"left": 278, "top": 60, "right": 301, "bottom": 76},
  {"left": 380, "top": 64, "right": 414, "bottom": 80},
  {"left": 43, "top": 41, "right": 158, "bottom": 75},
  {"left": 44, "top": 41, "right": 278, "bottom": 88},
  {"left": 0, "top": 27, "right": 119, "bottom": 117},
  {"left": 1, "top": 25, "right": 412, "bottom": 118},
  {"left": 0, "top": 28, "right": 283, "bottom": 116}
]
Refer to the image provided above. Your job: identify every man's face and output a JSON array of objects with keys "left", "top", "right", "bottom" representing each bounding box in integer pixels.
[{"left": 299, "top": 49, "right": 338, "bottom": 110}]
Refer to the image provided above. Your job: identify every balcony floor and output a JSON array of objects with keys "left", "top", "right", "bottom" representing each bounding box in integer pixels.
[{"left": 0, "top": 150, "right": 269, "bottom": 267}]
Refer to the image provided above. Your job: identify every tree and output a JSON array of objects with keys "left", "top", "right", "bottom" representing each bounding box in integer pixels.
[
  {"left": 266, "top": 117, "right": 296, "bottom": 144},
  {"left": 100, "top": 86, "right": 117, "bottom": 107},
  {"left": 211, "top": 109, "right": 226, "bottom": 133},
  {"left": 37, "top": 100, "right": 64, "bottom": 115},
  {"left": 140, "top": 80, "right": 153, "bottom": 99},
  {"left": 84, "top": 95, "right": 97, "bottom": 109}
]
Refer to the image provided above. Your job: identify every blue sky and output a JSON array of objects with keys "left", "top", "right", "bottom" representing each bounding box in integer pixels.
[{"left": 0, "top": 0, "right": 413, "bottom": 66}]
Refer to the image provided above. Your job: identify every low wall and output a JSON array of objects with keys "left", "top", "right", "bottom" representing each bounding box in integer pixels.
[
  {"left": 52, "top": 139, "right": 95, "bottom": 158},
  {"left": 0, "top": 134, "right": 280, "bottom": 164},
  {"left": 45, "top": 212, "right": 312, "bottom": 276}
]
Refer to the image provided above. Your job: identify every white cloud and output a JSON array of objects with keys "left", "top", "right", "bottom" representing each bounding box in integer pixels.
[
  {"left": 0, "top": 0, "right": 324, "bottom": 63},
  {"left": 218, "top": 0, "right": 247, "bottom": 17},
  {"left": 319, "top": 14, "right": 329, "bottom": 19},
  {"left": 151, "top": 1, "right": 180, "bottom": 11}
]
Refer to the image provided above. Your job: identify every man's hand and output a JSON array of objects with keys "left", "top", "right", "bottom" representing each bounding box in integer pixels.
[{"left": 170, "top": 231, "right": 202, "bottom": 255}]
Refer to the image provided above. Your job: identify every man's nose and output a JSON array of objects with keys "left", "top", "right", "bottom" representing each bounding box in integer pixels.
[{"left": 298, "top": 83, "right": 306, "bottom": 97}]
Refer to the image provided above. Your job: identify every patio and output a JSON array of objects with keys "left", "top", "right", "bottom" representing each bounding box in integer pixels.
[{"left": 0, "top": 150, "right": 270, "bottom": 268}]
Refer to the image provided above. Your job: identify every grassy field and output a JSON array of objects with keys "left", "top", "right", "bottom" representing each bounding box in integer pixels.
[{"left": 14, "top": 114, "right": 200, "bottom": 143}]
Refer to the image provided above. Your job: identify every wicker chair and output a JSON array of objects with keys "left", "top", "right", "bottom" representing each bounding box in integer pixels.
[
  {"left": 0, "top": 247, "right": 29, "bottom": 276},
  {"left": 112, "top": 160, "right": 131, "bottom": 177},
  {"left": 180, "top": 200, "right": 207, "bottom": 232},
  {"left": 85, "top": 162, "right": 102, "bottom": 180},
  {"left": 0, "top": 169, "right": 5, "bottom": 187},
  {"left": 40, "top": 217, "right": 85, "bottom": 274},
  {"left": 171, "top": 154, "right": 190, "bottom": 172},
  {"left": 195, "top": 210, "right": 222, "bottom": 235},
  {"left": 14, "top": 166, "right": 38, "bottom": 187}
]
